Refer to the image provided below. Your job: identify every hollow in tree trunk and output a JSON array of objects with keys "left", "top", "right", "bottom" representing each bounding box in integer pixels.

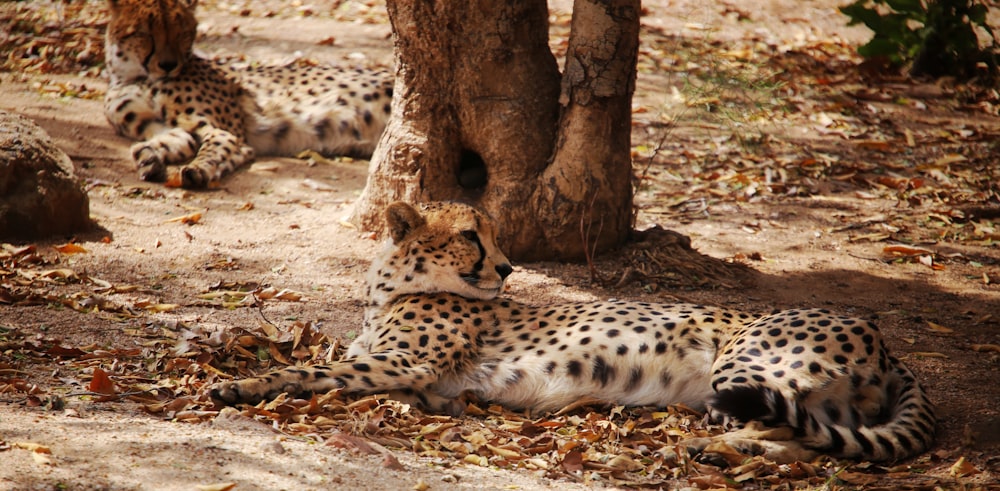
[{"left": 350, "top": 0, "right": 639, "bottom": 261}]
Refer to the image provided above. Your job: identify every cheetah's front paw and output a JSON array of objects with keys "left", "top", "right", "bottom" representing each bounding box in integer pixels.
[
  {"left": 132, "top": 147, "right": 167, "bottom": 182},
  {"left": 130, "top": 128, "right": 199, "bottom": 182}
]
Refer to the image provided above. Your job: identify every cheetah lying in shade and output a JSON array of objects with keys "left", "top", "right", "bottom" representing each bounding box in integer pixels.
[
  {"left": 103, "top": 0, "right": 391, "bottom": 188},
  {"left": 211, "top": 201, "right": 935, "bottom": 463}
]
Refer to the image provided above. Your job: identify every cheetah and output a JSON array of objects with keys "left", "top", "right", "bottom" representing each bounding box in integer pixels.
[
  {"left": 211, "top": 201, "right": 936, "bottom": 463},
  {"left": 103, "top": 0, "right": 391, "bottom": 189}
]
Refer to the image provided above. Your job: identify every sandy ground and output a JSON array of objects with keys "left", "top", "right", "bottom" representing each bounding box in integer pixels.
[{"left": 2, "top": 0, "right": 999, "bottom": 489}]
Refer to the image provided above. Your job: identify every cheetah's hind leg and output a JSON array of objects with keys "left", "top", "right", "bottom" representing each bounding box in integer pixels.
[
  {"left": 382, "top": 388, "right": 470, "bottom": 417},
  {"left": 680, "top": 421, "right": 818, "bottom": 465}
]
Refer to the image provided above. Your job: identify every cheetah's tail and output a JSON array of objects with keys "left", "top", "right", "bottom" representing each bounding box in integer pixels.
[{"left": 710, "top": 359, "right": 935, "bottom": 462}]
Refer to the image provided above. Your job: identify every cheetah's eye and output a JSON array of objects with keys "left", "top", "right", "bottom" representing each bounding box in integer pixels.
[{"left": 460, "top": 230, "right": 478, "bottom": 242}]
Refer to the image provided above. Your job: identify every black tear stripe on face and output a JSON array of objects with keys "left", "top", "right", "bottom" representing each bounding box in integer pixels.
[
  {"left": 140, "top": 15, "right": 157, "bottom": 71},
  {"left": 464, "top": 220, "right": 487, "bottom": 276},
  {"left": 142, "top": 44, "right": 155, "bottom": 72}
]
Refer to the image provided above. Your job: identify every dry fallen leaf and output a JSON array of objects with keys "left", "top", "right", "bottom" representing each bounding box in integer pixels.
[
  {"left": 194, "top": 483, "right": 236, "bottom": 491},
  {"left": 164, "top": 171, "right": 184, "bottom": 188},
  {"left": 918, "top": 254, "right": 945, "bottom": 270},
  {"left": 136, "top": 301, "right": 180, "bottom": 313},
  {"left": 730, "top": 459, "right": 769, "bottom": 483},
  {"left": 13, "top": 442, "right": 51, "bottom": 454},
  {"left": 926, "top": 321, "right": 954, "bottom": 334},
  {"left": 971, "top": 344, "right": 1000, "bottom": 353},
  {"left": 606, "top": 453, "right": 645, "bottom": 472},
  {"left": 31, "top": 451, "right": 53, "bottom": 465},
  {"left": 88, "top": 367, "right": 117, "bottom": 395},
  {"left": 486, "top": 444, "right": 522, "bottom": 460},
  {"left": 949, "top": 456, "right": 981, "bottom": 477},
  {"left": 255, "top": 287, "right": 304, "bottom": 302},
  {"left": 931, "top": 154, "right": 968, "bottom": 167},
  {"left": 274, "top": 289, "right": 304, "bottom": 301},
  {"left": 687, "top": 470, "right": 731, "bottom": 489},
  {"left": 12, "top": 441, "right": 54, "bottom": 465},
  {"left": 53, "top": 243, "right": 87, "bottom": 254},
  {"left": 883, "top": 245, "right": 934, "bottom": 256},
  {"left": 463, "top": 454, "right": 488, "bottom": 466},
  {"left": 250, "top": 162, "right": 282, "bottom": 173},
  {"left": 382, "top": 452, "right": 405, "bottom": 471},
  {"left": 837, "top": 470, "right": 880, "bottom": 485},
  {"left": 37, "top": 269, "right": 79, "bottom": 281},
  {"left": 911, "top": 352, "right": 949, "bottom": 359},
  {"left": 165, "top": 212, "right": 202, "bottom": 225},
  {"left": 561, "top": 449, "right": 583, "bottom": 472},
  {"left": 295, "top": 149, "right": 337, "bottom": 165}
]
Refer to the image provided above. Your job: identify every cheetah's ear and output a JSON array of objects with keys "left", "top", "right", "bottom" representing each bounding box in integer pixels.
[{"left": 385, "top": 202, "right": 426, "bottom": 244}]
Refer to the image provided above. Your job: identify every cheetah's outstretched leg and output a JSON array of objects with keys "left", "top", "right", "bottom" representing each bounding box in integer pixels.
[{"left": 209, "top": 351, "right": 443, "bottom": 407}]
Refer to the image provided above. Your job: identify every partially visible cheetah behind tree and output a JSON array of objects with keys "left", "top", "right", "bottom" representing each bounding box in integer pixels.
[
  {"left": 103, "top": 0, "right": 391, "bottom": 188},
  {"left": 211, "top": 201, "right": 935, "bottom": 463}
]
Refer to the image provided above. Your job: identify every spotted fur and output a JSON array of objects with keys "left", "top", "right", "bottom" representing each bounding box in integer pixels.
[
  {"left": 103, "top": 0, "right": 391, "bottom": 188},
  {"left": 211, "top": 201, "right": 935, "bottom": 463}
]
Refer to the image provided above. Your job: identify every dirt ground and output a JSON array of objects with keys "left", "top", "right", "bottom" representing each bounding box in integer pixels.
[{"left": 2, "top": 0, "right": 999, "bottom": 489}]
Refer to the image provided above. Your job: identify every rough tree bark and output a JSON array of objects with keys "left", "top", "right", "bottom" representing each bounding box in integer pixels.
[{"left": 350, "top": 0, "right": 639, "bottom": 261}]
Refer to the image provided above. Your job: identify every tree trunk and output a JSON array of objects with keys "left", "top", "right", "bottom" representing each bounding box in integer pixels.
[
  {"left": 535, "top": 0, "right": 638, "bottom": 260},
  {"left": 351, "top": 0, "right": 638, "bottom": 261}
]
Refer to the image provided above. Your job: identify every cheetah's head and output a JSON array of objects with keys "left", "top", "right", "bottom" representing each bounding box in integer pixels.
[
  {"left": 366, "top": 201, "right": 513, "bottom": 306},
  {"left": 105, "top": 0, "right": 198, "bottom": 83}
]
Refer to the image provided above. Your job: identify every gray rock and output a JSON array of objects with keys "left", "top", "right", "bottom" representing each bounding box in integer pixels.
[{"left": 0, "top": 110, "right": 92, "bottom": 239}]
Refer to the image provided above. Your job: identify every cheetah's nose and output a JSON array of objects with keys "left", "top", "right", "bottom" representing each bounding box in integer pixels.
[
  {"left": 496, "top": 263, "right": 513, "bottom": 280},
  {"left": 158, "top": 60, "right": 178, "bottom": 73}
]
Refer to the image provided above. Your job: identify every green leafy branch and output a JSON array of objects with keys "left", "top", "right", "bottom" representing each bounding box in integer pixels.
[{"left": 841, "top": 0, "right": 998, "bottom": 80}]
